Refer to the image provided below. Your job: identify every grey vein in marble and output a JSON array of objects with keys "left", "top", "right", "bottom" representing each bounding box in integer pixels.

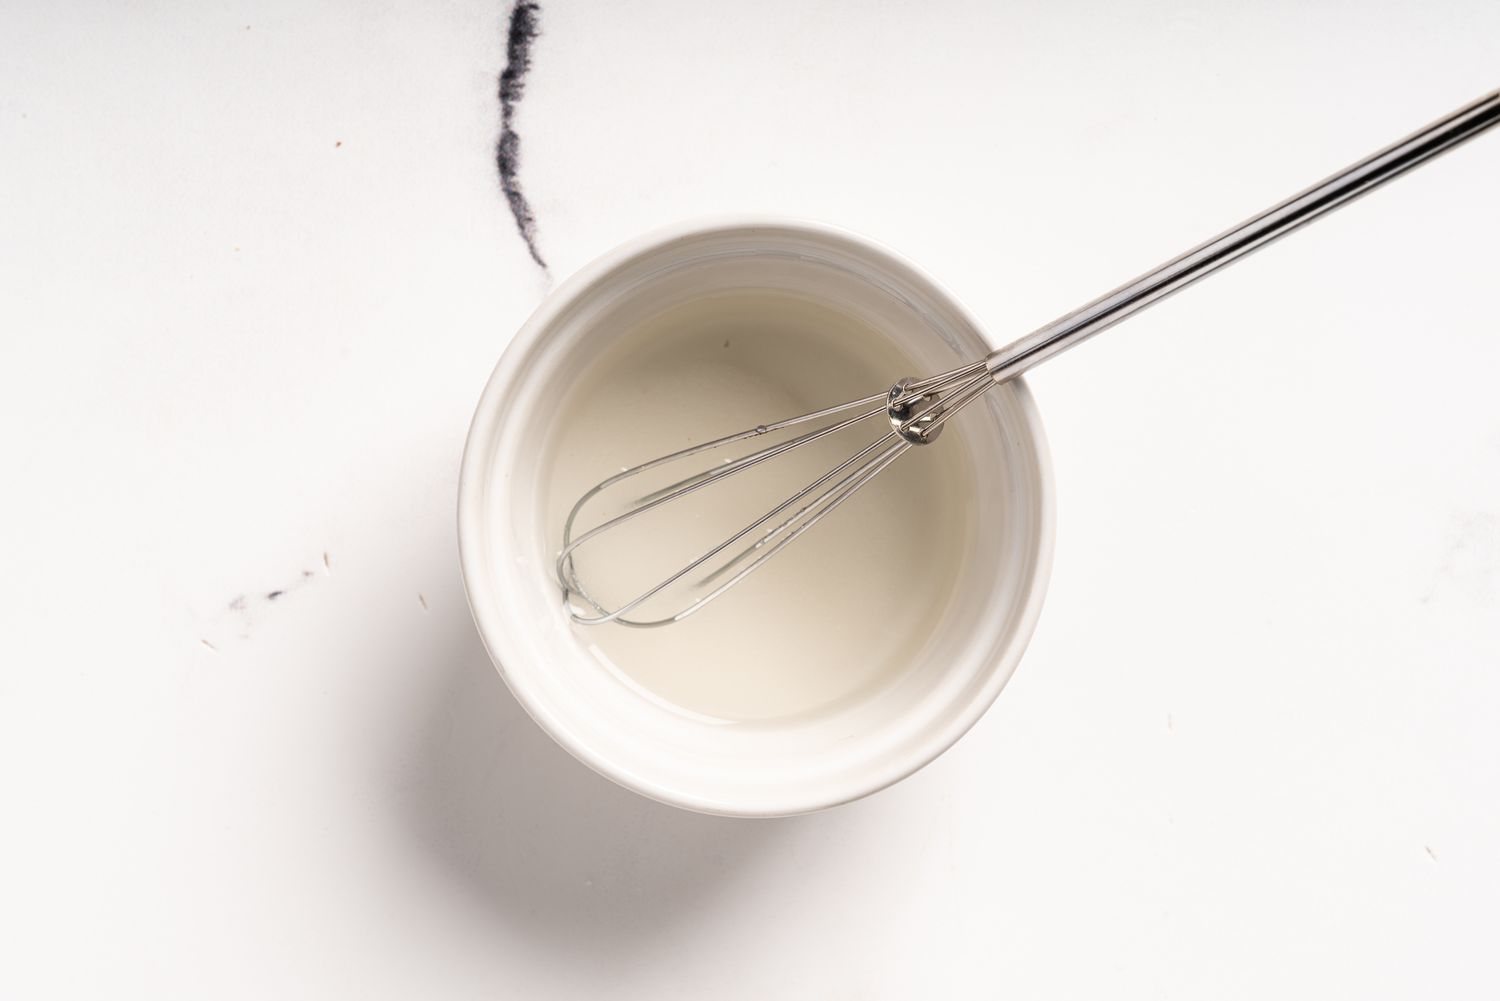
[{"left": 498, "top": 0, "right": 546, "bottom": 271}]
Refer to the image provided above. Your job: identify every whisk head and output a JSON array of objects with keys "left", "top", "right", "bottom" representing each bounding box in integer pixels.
[{"left": 556, "top": 359, "right": 999, "bottom": 627}]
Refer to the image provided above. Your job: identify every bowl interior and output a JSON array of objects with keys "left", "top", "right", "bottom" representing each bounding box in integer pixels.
[{"left": 459, "top": 222, "right": 1053, "bottom": 816}]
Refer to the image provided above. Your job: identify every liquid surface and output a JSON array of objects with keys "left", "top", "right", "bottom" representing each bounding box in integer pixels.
[{"left": 543, "top": 293, "right": 976, "bottom": 721}]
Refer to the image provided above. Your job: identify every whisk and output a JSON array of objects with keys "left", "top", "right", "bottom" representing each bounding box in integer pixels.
[{"left": 558, "top": 89, "right": 1500, "bottom": 628}]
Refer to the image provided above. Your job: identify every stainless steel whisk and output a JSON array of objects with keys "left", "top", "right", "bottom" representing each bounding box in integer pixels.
[{"left": 558, "top": 89, "right": 1500, "bottom": 628}]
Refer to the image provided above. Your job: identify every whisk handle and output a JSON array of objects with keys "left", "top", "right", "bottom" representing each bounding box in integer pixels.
[{"left": 984, "top": 88, "right": 1500, "bottom": 384}]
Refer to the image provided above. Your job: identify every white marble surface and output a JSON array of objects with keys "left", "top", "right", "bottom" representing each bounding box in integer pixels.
[{"left": 3, "top": 1, "right": 1499, "bottom": 996}]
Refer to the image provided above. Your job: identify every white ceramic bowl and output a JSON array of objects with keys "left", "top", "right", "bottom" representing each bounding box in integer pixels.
[{"left": 459, "top": 219, "right": 1054, "bottom": 817}]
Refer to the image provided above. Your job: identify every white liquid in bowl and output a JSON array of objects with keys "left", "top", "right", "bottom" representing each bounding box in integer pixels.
[{"left": 543, "top": 292, "right": 978, "bottom": 722}]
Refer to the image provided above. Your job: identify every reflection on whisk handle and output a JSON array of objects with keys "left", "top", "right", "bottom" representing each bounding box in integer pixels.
[{"left": 984, "top": 88, "right": 1500, "bottom": 385}]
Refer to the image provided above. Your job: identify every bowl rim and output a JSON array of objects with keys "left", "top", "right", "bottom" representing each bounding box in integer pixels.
[{"left": 457, "top": 215, "right": 1056, "bottom": 816}]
